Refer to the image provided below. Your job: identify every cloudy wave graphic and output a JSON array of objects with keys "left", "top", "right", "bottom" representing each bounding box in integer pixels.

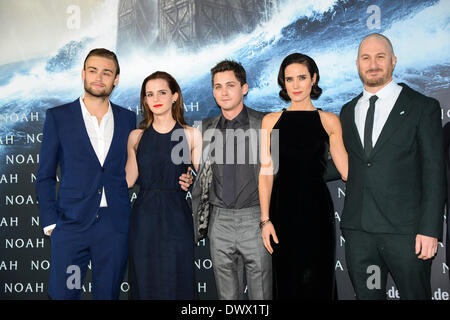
[{"left": 0, "top": 0, "right": 448, "bottom": 147}]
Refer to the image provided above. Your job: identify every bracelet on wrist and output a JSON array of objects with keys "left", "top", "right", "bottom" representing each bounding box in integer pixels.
[{"left": 260, "top": 219, "right": 271, "bottom": 229}]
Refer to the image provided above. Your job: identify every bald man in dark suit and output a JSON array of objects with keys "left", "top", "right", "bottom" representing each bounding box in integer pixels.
[{"left": 337, "top": 34, "right": 446, "bottom": 300}]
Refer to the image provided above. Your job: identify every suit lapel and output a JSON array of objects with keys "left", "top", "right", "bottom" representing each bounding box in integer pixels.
[
  {"left": 247, "top": 107, "right": 259, "bottom": 132},
  {"left": 103, "top": 103, "right": 120, "bottom": 167},
  {"left": 192, "top": 114, "right": 220, "bottom": 208},
  {"left": 344, "top": 94, "right": 365, "bottom": 157},
  {"left": 371, "top": 85, "right": 412, "bottom": 157},
  {"left": 203, "top": 116, "right": 221, "bottom": 147},
  {"left": 197, "top": 115, "right": 221, "bottom": 175},
  {"left": 71, "top": 99, "right": 102, "bottom": 168},
  {"left": 246, "top": 107, "right": 262, "bottom": 183}
]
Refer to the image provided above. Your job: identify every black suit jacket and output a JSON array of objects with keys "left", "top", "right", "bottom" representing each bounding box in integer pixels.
[
  {"left": 443, "top": 122, "right": 450, "bottom": 266},
  {"left": 340, "top": 83, "right": 445, "bottom": 240}
]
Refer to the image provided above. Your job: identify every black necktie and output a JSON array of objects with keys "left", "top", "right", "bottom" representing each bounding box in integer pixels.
[
  {"left": 222, "top": 119, "right": 235, "bottom": 206},
  {"left": 364, "top": 95, "right": 379, "bottom": 156}
]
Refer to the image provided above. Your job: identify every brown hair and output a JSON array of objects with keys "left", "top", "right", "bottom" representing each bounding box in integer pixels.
[
  {"left": 139, "top": 71, "right": 187, "bottom": 130},
  {"left": 210, "top": 60, "right": 247, "bottom": 86},
  {"left": 83, "top": 48, "right": 120, "bottom": 75}
]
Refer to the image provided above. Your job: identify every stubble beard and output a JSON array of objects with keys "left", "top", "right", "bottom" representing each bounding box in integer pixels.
[
  {"left": 359, "top": 66, "right": 393, "bottom": 88},
  {"left": 84, "top": 80, "right": 113, "bottom": 99}
]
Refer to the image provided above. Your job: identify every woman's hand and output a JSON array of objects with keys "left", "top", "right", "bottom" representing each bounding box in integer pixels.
[{"left": 179, "top": 166, "right": 194, "bottom": 191}]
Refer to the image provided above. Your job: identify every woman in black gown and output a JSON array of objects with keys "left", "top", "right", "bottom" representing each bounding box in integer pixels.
[
  {"left": 259, "top": 53, "right": 348, "bottom": 299},
  {"left": 125, "top": 71, "right": 201, "bottom": 299}
]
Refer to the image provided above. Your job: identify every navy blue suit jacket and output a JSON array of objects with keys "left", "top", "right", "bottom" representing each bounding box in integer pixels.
[{"left": 36, "top": 99, "right": 136, "bottom": 233}]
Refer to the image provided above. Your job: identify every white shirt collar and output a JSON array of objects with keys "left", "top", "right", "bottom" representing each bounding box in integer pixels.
[
  {"left": 361, "top": 79, "right": 400, "bottom": 101},
  {"left": 79, "top": 96, "right": 113, "bottom": 119}
]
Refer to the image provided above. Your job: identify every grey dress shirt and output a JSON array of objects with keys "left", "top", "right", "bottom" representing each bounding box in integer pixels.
[{"left": 209, "top": 107, "right": 260, "bottom": 209}]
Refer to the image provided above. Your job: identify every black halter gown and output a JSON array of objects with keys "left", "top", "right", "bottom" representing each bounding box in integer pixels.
[{"left": 270, "top": 109, "right": 336, "bottom": 299}]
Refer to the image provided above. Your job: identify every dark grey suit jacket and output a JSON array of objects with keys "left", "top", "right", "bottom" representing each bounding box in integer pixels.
[{"left": 191, "top": 106, "right": 265, "bottom": 243}]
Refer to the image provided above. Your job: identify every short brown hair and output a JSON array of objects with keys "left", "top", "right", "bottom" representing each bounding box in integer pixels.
[
  {"left": 83, "top": 48, "right": 120, "bottom": 75},
  {"left": 211, "top": 60, "right": 246, "bottom": 86}
]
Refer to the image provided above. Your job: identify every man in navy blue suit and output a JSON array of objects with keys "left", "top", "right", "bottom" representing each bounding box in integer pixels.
[
  {"left": 36, "top": 48, "right": 135, "bottom": 299},
  {"left": 36, "top": 48, "right": 192, "bottom": 299}
]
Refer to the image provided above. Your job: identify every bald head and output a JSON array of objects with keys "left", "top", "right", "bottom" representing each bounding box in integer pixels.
[
  {"left": 356, "top": 33, "right": 397, "bottom": 92},
  {"left": 358, "top": 33, "right": 395, "bottom": 58}
]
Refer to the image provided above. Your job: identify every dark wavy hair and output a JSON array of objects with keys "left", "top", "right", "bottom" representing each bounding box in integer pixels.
[
  {"left": 139, "top": 71, "right": 187, "bottom": 130},
  {"left": 277, "top": 53, "right": 322, "bottom": 101}
]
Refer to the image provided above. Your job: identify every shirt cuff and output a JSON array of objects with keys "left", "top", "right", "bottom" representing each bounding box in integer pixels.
[{"left": 43, "top": 224, "right": 56, "bottom": 236}]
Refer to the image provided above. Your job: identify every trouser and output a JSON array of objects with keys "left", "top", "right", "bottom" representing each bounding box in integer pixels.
[
  {"left": 342, "top": 229, "right": 432, "bottom": 300},
  {"left": 48, "top": 207, "right": 128, "bottom": 299},
  {"left": 447, "top": 222, "right": 450, "bottom": 281},
  {"left": 208, "top": 206, "right": 272, "bottom": 300}
]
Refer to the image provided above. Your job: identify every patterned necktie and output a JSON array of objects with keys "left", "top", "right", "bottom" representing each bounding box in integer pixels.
[
  {"left": 364, "top": 95, "right": 379, "bottom": 156},
  {"left": 222, "top": 119, "right": 235, "bottom": 206}
]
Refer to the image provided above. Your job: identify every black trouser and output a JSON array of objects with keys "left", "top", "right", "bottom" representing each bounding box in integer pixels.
[{"left": 342, "top": 229, "right": 432, "bottom": 300}]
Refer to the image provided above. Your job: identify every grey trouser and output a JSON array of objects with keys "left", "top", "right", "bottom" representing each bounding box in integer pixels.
[{"left": 208, "top": 206, "right": 272, "bottom": 300}]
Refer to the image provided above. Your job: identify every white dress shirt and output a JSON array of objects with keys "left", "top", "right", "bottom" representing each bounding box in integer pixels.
[
  {"left": 44, "top": 97, "right": 114, "bottom": 235},
  {"left": 354, "top": 80, "right": 403, "bottom": 146}
]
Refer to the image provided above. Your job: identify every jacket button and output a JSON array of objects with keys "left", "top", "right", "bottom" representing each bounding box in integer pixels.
[
  {"left": 98, "top": 189, "right": 102, "bottom": 194},
  {"left": 367, "top": 162, "right": 372, "bottom": 167}
]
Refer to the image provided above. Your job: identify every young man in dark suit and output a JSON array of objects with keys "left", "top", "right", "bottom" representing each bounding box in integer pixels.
[
  {"left": 191, "top": 60, "right": 272, "bottom": 300},
  {"left": 339, "top": 33, "right": 445, "bottom": 299},
  {"left": 36, "top": 48, "right": 135, "bottom": 299}
]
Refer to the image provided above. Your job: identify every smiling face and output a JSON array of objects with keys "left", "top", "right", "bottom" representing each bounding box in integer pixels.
[
  {"left": 357, "top": 35, "right": 397, "bottom": 91},
  {"left": 284, "top": 63, "right": 316, "bottom": 104},
  {"left": 82, "top": 55, "right": 119, "bottom": 98},
  {"left": 212, "top": 70, "right": 248, "bottom": 114},
  {"left": 144, "top": 78, "right": 178, "bottom": 117}
]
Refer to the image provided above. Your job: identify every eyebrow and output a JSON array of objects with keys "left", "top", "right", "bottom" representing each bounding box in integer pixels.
[
  {"left": 214, "top": 81, "right": 238, "bottom": 86},
  {"left": 285, "top": 74, "right": 308, "bottom": 78},
  {"left": 87, "top": 66, "right": 114, "bottom": 73},
  {"left": 146, "top": 89, "right": 168, "bottom": 94},
  {"left": 360, "top": 52, "right": 387, "bottom": 57}
]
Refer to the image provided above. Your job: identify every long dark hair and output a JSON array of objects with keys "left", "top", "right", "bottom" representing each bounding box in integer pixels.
[
  {"left": 277, "top": 53, "right": 322, "bottom": 101},
  {"left": 139, "top": 71, "right": 187, "bottom": 130}
]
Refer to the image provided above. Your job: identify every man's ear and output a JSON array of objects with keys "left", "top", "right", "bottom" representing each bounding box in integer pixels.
[
  {"left": 391, "top": 55, "right": 397, "bottom": 71},
  {"left": 242, "top": 83, "right": 249, "bottom": 96}
]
